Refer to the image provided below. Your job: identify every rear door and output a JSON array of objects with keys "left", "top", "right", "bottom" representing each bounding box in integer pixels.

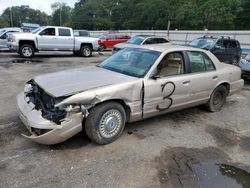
[
  {"left": 106, "top": 34, "right": 117, "bottom": 48},
  {"left": 185, "top": 51, "right": 218, "bottom": 103},
  {"left": 143, "top": 51, "right": 193, "bottom": 118},
  {"left": 56, "top": 28, "right": 74, "bottom": 50},
  {"left": 211, "top": 39, "right": 227, "bottom": 62}
]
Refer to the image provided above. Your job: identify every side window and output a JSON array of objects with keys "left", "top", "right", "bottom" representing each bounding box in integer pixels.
[
  {"left": 187, "top": 51, "right": 215, "bottom": 73},
  {"left": 203, "top": 53, "right": 215, "bottom": 71},
  {"left": 215, "top": 39, "right": 225, "bottom": 48},
  {"left": 39, "top": 28, "right": 55, "bottom": 36},
  {"left": 144, "top": 38, "right": 155, "bottom": 44},
  {"left": 187, "top": 51, "right": 206, "bottom": 73},
  {"left": 158, "top": 52, "right": 184, "bottom": 77},
  {"left": 156, "top": 38, "right": 168, "bottom": 43},
  {"left": 0, "top": 33, "right": 7, "bottom": 39},
  {"left": 58, "top": 28, "right": 71, "bottom": 36},
  {"left": 229, "top": 40, "right": 237, "bottom": 48},
  {"left": 109, "top": 35, "right": 117, "bottom": 40}
]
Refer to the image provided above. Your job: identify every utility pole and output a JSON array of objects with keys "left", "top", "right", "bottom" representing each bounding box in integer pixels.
[
  {"left": 167, "top": 20, "right": 171, "bottom": 40},
  {"left": 10, "top": 7, "right": 13, "bottom": 27},
  {"left": 59, "top": 5, "right": 62, "bottom": 26}
]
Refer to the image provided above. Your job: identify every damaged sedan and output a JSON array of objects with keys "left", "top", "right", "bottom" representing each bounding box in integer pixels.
[{"left": 17, "top": 44, "right": 244, "bottom": 145}]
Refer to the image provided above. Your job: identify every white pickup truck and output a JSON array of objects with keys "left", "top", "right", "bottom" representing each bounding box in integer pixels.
[{"left": 7, "top": 26, "right": 100, "bottom": 58}]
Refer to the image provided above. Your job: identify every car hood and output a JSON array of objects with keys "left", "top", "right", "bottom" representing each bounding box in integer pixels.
[
  {"left": 239, "top": 59, "right": 250, "bottom": 71},
  {"left": 34, "top": 66, "right": 137, "bottom": 97},
  {"left": 11, "top": 32, "right": 35, "bottom": 37}
]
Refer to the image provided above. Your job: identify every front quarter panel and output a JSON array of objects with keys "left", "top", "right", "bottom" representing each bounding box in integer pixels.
[{"left": 56, "top": 80, "right": 143, "bottom": 122}]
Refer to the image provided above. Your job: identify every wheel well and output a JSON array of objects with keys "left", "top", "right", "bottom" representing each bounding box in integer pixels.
[
  {"left": 219, "top": 82, "right": 230, "bottom": 95},
  {"left": 19, "top": 40, "right": 36, "bottom": 50},
  {"left": 92, "top": 99, "right": 131, "bottom": 122},
  {"left": 81, "top": 43, "right": 93, "bottom": 50}
]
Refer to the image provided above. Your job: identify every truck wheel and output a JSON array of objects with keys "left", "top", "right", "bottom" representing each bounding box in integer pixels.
[
  {"left": 85, "top": 102, "right": 126, "bottom": 145},
  {"left": 19, "top": 44, "right": 34, "bottom": 58},
  {"left": 206, "top": 85, "right": 227, "bottom": 112},
  {"left": 99, "top": 44, "right": 106, "bottom": 52},
  {"left": 80, "top": 45, "right": 92, "bottom": 57}
]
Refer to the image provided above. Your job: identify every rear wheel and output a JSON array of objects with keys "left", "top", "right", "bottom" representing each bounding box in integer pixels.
[
  {"left": 80, "top": 45, "right": 92, "bottom": 57},
  {"left": 19, "top": 44, "right": 34, "bottom": 58},
  {"left": 206, "top": 85, "right": 228, "bottom": 112},
  {"left": 85, "top": 102, "right": 126, "bottom": 145}
]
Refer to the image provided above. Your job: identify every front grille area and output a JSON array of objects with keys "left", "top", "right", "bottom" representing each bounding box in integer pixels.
[{"left": 25, "top": 80, "right": 66, "bottom": 124}]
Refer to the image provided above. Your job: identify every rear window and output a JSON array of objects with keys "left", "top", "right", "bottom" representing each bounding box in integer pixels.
[
  {"left": 58, "top": 28, "right": 71, "bottom": 36},
  {"left": 187, "top": 51, "right": 215, "bottom": 73}
]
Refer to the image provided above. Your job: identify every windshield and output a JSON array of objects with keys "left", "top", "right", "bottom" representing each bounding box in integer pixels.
[
  {"left": 189, "top": 38, "right": 216, "bottom": 49},
  {"left": 99, "top": 34, "right": 107, "bottom": 39},
  {"left": 99, "top": 48, "right": 161, "bottom": 78},
  {"left": 0, "top": 29, "right": 4, "bottom": 35},
  {"left": 127, "top": 36, "right": 145, "bottom": 45},
  {"left": 32, "top": 27, "right": 44, "bottom": 34}
]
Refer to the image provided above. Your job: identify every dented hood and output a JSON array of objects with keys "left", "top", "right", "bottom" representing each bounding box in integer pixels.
[{"left": 34, "top": 66, "right": 137, "bottom": 97}]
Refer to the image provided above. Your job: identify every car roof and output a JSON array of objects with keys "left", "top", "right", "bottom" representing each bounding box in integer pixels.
[
  {"left": 127, "top": 43, "right": 207, "bottom": 53},
  {"left": 198, "top": 35, "right": 239, "bottom": 41}
]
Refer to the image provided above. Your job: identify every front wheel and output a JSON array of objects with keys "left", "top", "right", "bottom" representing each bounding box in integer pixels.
[
  {"left": 80, "top": 45, "right": 92, "bottom": 57},
  {"left": 99, "top": 44, "right": 106, "bottom": 52},
  {"left": 206, "top": 85, "right": 228, "bottom": 112},
  {"left": 85, "top": 102, "right": 126, "bottom": 145},
  {"left": 19, "top": 44, "right": 35, "bottom": 58},
  {"left": 232, "top": 56, "right": 239, "bottom": 65}
]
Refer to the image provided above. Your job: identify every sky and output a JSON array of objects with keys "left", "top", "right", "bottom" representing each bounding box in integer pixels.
[{"left": 0, "top": 0, "right": 79, "bottom": 15}]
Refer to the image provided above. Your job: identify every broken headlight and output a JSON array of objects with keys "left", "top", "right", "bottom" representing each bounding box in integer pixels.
[{"left": 24, "top": 83, "right": 33, "bottom": 94}]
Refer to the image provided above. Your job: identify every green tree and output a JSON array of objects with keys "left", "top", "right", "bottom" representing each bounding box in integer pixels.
[
  {"left": 1, "top": 6, "right": 49, "bottom": 27},
  {"left": 50, "top": 3, "right": 72, "bottom": 26}
]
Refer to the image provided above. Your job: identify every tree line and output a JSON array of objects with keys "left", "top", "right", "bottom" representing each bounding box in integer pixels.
[{"left": 0, "top": 0, "right": 249, "bottom": 30}]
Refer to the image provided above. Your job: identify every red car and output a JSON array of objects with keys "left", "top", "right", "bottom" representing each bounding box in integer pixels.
[{"left": 98, "top": 33, "right": 131, "bottom": 51}]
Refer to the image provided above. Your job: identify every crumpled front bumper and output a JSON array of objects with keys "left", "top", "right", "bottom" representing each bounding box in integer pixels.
[{"left": 17, "top": 92, "right": 83, "bottom": 145}]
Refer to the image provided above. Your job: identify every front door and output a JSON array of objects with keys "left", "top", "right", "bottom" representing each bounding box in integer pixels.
[
  {"left": 37, "top": 28, "right": 57, "bottom": 50},
  {"left": 143, "top": 51, "right": 192, "bottom": 118}
]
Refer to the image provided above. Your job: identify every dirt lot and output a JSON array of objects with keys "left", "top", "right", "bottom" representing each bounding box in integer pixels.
[{"left": 0, "top": 51, "right": 250, "bottom": 188}]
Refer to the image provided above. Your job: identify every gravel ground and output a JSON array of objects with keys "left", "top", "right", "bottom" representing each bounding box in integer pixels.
[{"left": 0, "top": 51, "right": 250, "bottom": 188}]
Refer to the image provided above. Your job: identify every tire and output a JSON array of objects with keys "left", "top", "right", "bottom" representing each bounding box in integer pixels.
[
  {"left": 232, "top": 56, "right": 239, "bottom": 65},
  {"left": 80, "top": 45, "right": 92, "bottom": 57},
  {"left": 19, "top": 44, "right": 34, "bottom": 58},
  {"left": 85, "top": 102, "right": 126, "bottom": 145},
  {"left": 73, "top": 50, "right": 80, "bottom": 56},
  {"left": 99, "top": 44, "right": 106, "bottom": 52},
  {"left": 206, "top": 85, "right": 228, "bottom": 112}
]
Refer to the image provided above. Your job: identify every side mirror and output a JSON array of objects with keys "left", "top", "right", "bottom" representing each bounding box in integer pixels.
[
  {"left": 150, "top": 69, "right": 161, "bottom": 80},
  {"left": 106, "top": 38, "right": 109, "bottom": 41},
  {"left": 0, "top": 34, "right": 7, "bottom": 40},
  {"left": 151, "top": 75, "right": 160, "bottom": 80}
]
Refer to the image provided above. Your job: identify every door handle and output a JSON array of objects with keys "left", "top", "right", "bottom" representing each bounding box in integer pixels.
[
  {"left": 213, "top": 76, "right": 218, "bottom": 80},
  {"left": 182, "top": 80, "right": 190, "bottom": 85}
]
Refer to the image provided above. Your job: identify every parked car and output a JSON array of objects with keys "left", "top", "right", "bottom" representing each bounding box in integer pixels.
[
  {"left": 98, "top": 33, "right": 131, "bottom": 51},
  {"left": 74, "top": 30, "right": 90, "bottom": 37},
  {"left": 0, "top": 27, "right": 22, "bottom": 48},
  {"left": 188, "top": 36, "right": 242, "bottom": 65},
  {"left": 7, "top": 26, "right": 100, "bottom": 58},
  {"left": 17, "top": 44, "right": 243, "bottom": 145},
  {"left": 239, "top": 54, "right": 250, "bottom": 80},
  {"left": 112, "top": 35, "right": 169, "bottom": 53}
]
